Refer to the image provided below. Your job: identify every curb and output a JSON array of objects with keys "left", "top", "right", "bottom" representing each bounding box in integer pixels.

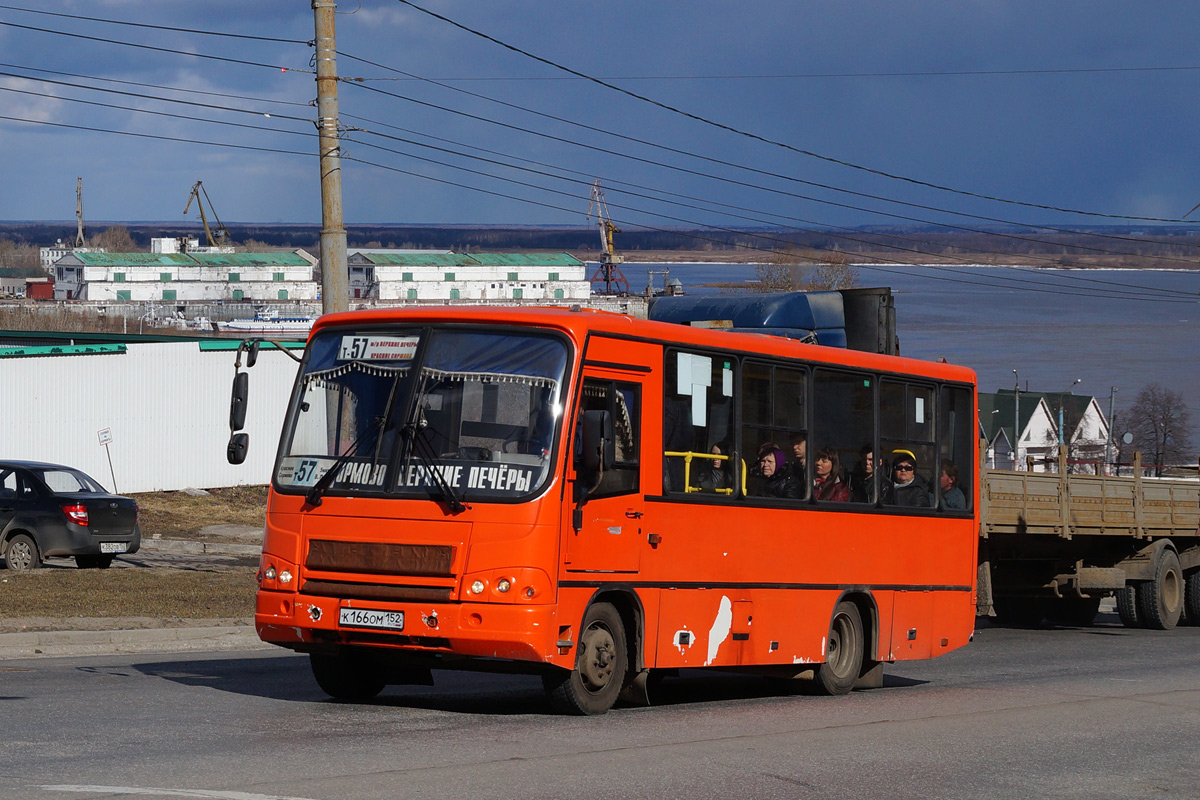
[
  {"left": 141, "top": 538, "right": 261, "bottom": 556},
  {"left": 0, "top": 625, "right": 269, "bottom": 660}
]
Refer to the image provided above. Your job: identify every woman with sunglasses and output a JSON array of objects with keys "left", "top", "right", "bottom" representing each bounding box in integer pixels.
[{"left": 890, "top": 450, "right": 931, "bottom": 507}]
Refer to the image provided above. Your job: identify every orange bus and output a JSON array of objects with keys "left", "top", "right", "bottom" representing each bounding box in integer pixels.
[{"left": 242, "top": 304, "right": 978, "bottom": 714}]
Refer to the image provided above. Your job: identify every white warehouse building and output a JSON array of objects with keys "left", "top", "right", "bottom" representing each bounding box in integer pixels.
[
  {"left": 52, "top": 251, "right": 319, "bottom": 302},
  {"left": 347, "top": 251, "right": 591, "bottom": 302}
]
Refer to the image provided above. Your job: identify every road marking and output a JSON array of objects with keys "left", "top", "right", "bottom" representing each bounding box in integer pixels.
[{"left": 41, "top": 786, "right": 319, "bottom": 800}]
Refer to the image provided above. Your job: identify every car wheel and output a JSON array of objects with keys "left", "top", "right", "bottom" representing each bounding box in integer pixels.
[{"left": 4, "top": 534, "right": 41, "bottom": 571}]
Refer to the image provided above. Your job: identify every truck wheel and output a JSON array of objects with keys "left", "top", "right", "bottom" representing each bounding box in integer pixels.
[
  {"left": 1116, "top": 586, "right": 1141, "bottom": 627},
  {"left": 310, "top": 652, "right": 387, "bottom": 701},
  {"left": 1186, "top": 571, "right": 1200, "bottom": 625},
  {"left": 814, "top": 601, "right": 864, "bottom": 696},
  {"left": 1136, "top": 548, "right": 1183, "bottom": 630},
  {"left": 544, "top": 602, "right": 628, "bottom": 715}
]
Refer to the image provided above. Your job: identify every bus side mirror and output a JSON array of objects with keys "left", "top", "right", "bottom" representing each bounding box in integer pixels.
[
  {"left": 581, "top": 409, "right": 614, "bottom": 477},
  {"left": 227, "top": 432, "right": 249, "bottom": 465},
  {"left": 245, "top": 340, "right": 260, "bottom": 368},
  {"left": 230, "top": 371, "right": 249, "bottom": 431}
]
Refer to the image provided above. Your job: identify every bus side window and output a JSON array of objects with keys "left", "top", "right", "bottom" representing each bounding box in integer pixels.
[
  {"left": 938, "top": 385, "right": 974, "bottom": 511},
  {"left": 881, "top": 379, "right": 936, "bottom": 509},
  {"left": 812, "top": 369, "right": 873, "bottom": 503},
  {"left": 663, "top": 351, "right": 736, "bottom": 495},
  {"left": 577, "top": 379, "right": 640, "bottom": 498}
]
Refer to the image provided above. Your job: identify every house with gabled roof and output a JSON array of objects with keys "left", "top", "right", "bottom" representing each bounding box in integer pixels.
[{"left": 979, "top": 390, "right": 1110, "bottom": 472}]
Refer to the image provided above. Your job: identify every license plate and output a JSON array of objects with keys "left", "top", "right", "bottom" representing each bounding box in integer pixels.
[
  {"left": 339, "top": 607, "right": 404, "bottom": 631},
  {"left": 99, "top": 542, "right": 127, "bottom": 554}
]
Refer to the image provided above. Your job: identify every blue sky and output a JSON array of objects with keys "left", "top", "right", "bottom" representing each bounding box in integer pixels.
[{"left": 2, "top": 0, "right": 1199, "bottom": 233}]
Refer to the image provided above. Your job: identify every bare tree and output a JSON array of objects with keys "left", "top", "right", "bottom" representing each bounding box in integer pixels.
[
  {"left": 89, "top": 226, "right": 138, "bottom": 251},
  {"left": 0, "top": 239, "right": 44, "bottom": 275},
  {"left": 748, "top": 248, "right": 858, "bottom": 293},
  {"left": 1123, "top": 383, "right": 1194, "bottom": 475}
]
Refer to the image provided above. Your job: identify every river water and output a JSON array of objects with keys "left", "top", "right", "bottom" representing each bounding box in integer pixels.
[{"left": 613, "top": 262, "right": 1200, "bottom": 421}]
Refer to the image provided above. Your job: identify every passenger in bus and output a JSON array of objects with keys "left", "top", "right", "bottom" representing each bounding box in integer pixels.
[
  {"left": 695, "top": 441, "right": 733, "bottom": 492},
  {"left": 751, "top": 443, "right": 801, "bottom": 499},
  {"left": 851, "top": 444, "right": 888, "bottom": 504},
  {"left": 934, "top": 459, "right": 967, "bottom": 509},
  {"left": 789, "top": 434, "right": 807, "bottom": 475},
  {"left": 890, "top": 450, "right": 931, "bottom": 507},
  {"left": 813, "top": 447, "right": 850, "bottom": 502}
]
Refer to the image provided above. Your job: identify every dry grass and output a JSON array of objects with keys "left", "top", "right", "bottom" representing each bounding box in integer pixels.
[
  {"left": 133, "top": 485, "right": 267, "bottom": 539},
  {"left": 0, "top": 568, "right": 256, "bottom": 631}
]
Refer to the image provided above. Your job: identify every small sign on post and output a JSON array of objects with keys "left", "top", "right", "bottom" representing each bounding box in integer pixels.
[{"left": 97, "top": 427, "right": 118, "bottom": 492}]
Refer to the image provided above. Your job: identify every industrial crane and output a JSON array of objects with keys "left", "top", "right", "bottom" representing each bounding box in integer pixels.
[
  {"left": 74, "top": 177, "right": 86, "bottom": 248},
  {"left": 585, "top": 180, "right": 629, "bottom": 295},
  {"left": 183, "top": 181, "right": 231, "bottom": 248}
]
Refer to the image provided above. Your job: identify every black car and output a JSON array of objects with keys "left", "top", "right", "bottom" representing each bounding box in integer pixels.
[{"left": 0, "top": 460, "right": 141, "bottom": 570}]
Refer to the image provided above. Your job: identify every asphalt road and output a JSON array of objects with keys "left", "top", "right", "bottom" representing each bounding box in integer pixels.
[{"left": 2, "top": 613, "right": 1199, "bottom": 800}]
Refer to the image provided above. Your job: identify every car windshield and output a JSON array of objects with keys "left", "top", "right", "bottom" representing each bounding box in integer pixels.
[
  {"left": 36, "top": 468, "right": 105, "bottom": 494},
  {"left": 277, "top": 326, "right": 569, "bottom": 503}
]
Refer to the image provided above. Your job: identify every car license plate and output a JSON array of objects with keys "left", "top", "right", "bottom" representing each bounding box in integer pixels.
[
  {"left": 339, "top": 607, "right": 404, "bottom": 631},
  {"left": 99, "top": 542, "right": 127, "bottom": 554}
]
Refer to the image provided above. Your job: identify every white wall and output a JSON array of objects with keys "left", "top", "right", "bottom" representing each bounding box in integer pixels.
[{"left": 0, "top": 342, "right": 300, "bottom": 493}]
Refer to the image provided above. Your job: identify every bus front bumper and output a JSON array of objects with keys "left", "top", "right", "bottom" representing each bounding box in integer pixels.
[{"left": 255, "top": 589, "right": 563, "bottom": 665}]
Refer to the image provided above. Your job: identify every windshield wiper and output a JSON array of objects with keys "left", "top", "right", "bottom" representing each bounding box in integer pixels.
[
  {"left": 401, "top": 420, "right": 470, "bottom": 514},
  {"left": 305, "top": 415, "right": 385, "bottom": 507}
]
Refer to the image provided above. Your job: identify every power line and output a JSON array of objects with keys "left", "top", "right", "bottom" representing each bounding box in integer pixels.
[
  {"left": 391, "top": 0, "right": 1185, "bottom": 223},
  {"left": 0, "top": 19, "right": 313, "bottom": 74},
  {"left": 0, "top": 4, "right": 309, "bottom": 44},
  {"left": 340, "top": 79, "right": 1196, "bottom": 266},
  {"left": 338, "top": 53, "right": 1193, "bottom": 254},
  {"left": 0, "top": 61, "right": 314, "bottom": 109}
]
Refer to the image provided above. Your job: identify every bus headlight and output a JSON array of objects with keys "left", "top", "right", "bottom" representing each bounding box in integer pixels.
[
  {"left": 471, "top": 580, "right": 486, "bottom": 595},
  {"left": 496, "top": 578, "right": 512, "bottom": 593}
]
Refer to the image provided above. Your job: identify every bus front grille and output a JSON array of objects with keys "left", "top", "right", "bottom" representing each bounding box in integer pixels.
[{"left": 306, "top": 540, "right": 456, "bottom": 577}]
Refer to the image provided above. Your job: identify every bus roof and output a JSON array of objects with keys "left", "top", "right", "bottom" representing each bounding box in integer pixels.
[{"left": 313, "top": 305, "right": 976, "bottom": 385}]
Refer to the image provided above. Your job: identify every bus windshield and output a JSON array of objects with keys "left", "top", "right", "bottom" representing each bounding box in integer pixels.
[{"left": 276, "top": 326, "right": 569, "bottom": 503}]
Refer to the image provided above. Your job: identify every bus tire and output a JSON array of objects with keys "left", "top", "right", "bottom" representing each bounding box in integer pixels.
[
  {"left": 1185, "top": 570, "right": 1200, "bottom": 625},
  {"left": 1116, "top": 585, "right": 1141, "bottom": 628},
  {"left": 544, "top": 602, "right": 627, "bottom": 715},
  {"left": 1137, "top": 548, "right": 1183, "bottom": 630},
  {"left": 814, "top": 601, "right": 863, "bottom": 696},
  {"left": 310, "top": 652, "right": 387, "bottom": 701}
]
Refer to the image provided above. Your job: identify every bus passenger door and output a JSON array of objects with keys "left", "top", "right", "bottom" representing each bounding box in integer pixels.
[{"left": 564, "top": 370, "right": 646, "bottom": 575}]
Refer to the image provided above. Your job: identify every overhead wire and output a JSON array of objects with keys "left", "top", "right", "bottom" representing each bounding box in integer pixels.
[
  {"left": 391, "top": 0, "right": 1185, "bottom": 223},
  {"left": 338, "top": 52, "right": 1192, "bottom": 255},
  {"left": 0, "top": 4, "right": 309, "bottom": 44}
]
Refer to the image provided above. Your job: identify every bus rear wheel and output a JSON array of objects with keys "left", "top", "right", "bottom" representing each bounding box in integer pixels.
[
  {"left": 544, "top": 602, "right": 627, "bottom": 715},
  {"left": 310, "top": 652, "right": 387, "bottom": 701},
  {"left": 814, "top": 601, "right": 863, "bottom": 696},
  {"left": 1137, "top": 548, "right": 1183, "bottom": 630}
]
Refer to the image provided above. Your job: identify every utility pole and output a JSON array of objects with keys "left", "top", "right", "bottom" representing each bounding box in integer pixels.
[
  {"left": 313, "top": 0, "right": 348, "bottom": 314},
  {"left": 1104, "top": 386, "right": 1118, "bottom": 475},
  {"left": 1012, "top": 369, "right": 1020, "bottom": 470}
]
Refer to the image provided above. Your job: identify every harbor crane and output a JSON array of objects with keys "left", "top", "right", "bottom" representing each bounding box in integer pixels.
[
  {"left": 74, "top": 177, "right": 86, "bottom": 247},
  {"left": 586, "top": 180, "right": 629, "bottom": 295},
  {"left": 183, "top": 181, "right": 231, "bottom": 247}
]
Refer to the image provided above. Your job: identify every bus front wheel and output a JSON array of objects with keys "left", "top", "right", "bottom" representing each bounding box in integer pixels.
[
  {"left": 310, "top": 652, "right": 387, "bottom": 701},
  {"left": 544, "top": 602, "right": 628, "bottom": 715},
  {"left": 814, "top": 601, "right": 863, "bottom": 696}
]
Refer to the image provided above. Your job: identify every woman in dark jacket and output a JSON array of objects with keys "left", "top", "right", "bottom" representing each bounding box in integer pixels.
[
  {"left": 751, "top": 443, "right": 802, "bottom": 499},
  {"left": 890, "top": 451, "right": 931, "bottom": 507},
  {"left": 813, "top": 446, "right": 850, "bottom": 502}
]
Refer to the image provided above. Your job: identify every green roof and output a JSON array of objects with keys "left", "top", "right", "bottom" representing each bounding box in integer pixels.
[
  {"left": 73, "top": 253, "right": 192, "bottom": 266},
  {"left": 68, "top": 252, "right": 310, "bottom": 267},
  {"left": 353, "top": 252, "right": 584, "bottom": 268}
]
